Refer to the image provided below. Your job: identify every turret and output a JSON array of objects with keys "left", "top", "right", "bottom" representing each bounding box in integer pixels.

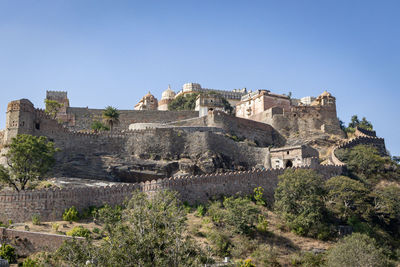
[{"left": 4, "top": 99, "right": 35, "bottom": 144}]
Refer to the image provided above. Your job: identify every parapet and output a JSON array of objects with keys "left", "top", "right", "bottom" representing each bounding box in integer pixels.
[{"left": 46, "top": 90, "right": 68, "bottom": 100}]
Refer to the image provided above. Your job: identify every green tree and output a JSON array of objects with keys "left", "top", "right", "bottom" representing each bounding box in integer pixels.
[
  {"left": 102, "top": 106, "right": 120, "bottom": 133},
  {"left": 325, "top": 176, "right": 371, "bottom": 221},
  {"left": 325, "top": 233, "right": 388, "bottom": 267},
  {"left": 168, "top": 93, "right": 199, "bottom": 111},
  {"left": 373, "top": 186, "right": 400, "bottom": 228},
  {"left": 91, "top": 120, "right": 110, "bottom": 133},
  {"left": 55, "top": 190, "right": 206, "bottom": 266},
  {"left": 345, "top": 145, "right": 386, "bottom": 182},
  {"left": 44, "top": 99, "right": 63, "bottom": 119},
  {"left": 359, "top": 117, "right": 373, "bottom": 131},
  {"left": 274, "top": 169, "right": 327, "bottom": 236},
  {"left": 0, "top": 134, "right": 58, "bottom": 192}
]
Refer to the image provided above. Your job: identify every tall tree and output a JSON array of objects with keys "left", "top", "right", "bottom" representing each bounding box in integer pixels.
[
  {"left": 102, "top": 106, "right": 120, "bottom": 133},
  {"left": 0, "top": 134, "right": 58, "bottom": 191},
  {"left": 274, "top": 169, "right": 327, "bottom": 236}
]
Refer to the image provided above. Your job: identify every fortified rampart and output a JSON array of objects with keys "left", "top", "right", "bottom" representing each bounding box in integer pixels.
[
  {"left": 0, "top": 227, "right": 82, "bottom": 256},
  {"left": 250, "top": 104, "right": 344, "bottom": 138},
  {"left": 65, "top": 108, "right": 199, "bottom": 131},
  {"left": 0, "top": 164, "right": 344, "bottom": 223},
  {"left": 169, "top": 110, "right": 285, "bottom": 147},
  {"left": 330, "top": 127, "right": 386, "bottom": 165}
]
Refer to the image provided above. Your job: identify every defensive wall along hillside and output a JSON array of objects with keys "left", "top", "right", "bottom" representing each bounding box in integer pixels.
[
  {"left": 0, "top": 164, "right": 343, "bottom": 223},
  {"left": 330, "top": 127, "right": 386, "bottom": 165}
]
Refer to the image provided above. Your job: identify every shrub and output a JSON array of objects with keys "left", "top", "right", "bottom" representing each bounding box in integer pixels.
[
  {"left": 325, "top": 233, "right": 388, "bottom": 267},
  {"left": 206, "top": 230, "right": 231, "bottom": 257},
  {"left": 22, "top": 257, "right": 39, "bottom": 267},
  {"left": 63, "top": 206, "right": 79, "bottom": 222},
  {"left": 196, "top": 204, "right": 206, "bottom": 217},
  {"left": 256, "top": 215, "right": 269, "bottom": 234},
  {"left": 238, "top": 259, "right": 256, "bottom": 267},
  {"left": 52, "top": 223, "right": 60, "bottom": 232},
  {"left": 0, "top": 243, "right": 17, "bottom": 263},
  {"left": 251, "top": 245, "right": 281, "bottom": 267},
  {"left": 222, "top": 196, "right": 259, "bottom": 235},
  {"left": 291, "top": 252, "right": 325, "bottom": 267},
  {"left": 92, "top": 227, "right": 100, "bottom": 234},
  {"left": 253, "top": 187, "right": 266, "bottom": 206},
  {"left": 66, "top": 226, "right": 91, "bottom": 238},
  {"left": 207, "top": 201, "right": 225, "bottom": 224},
  {"left": 31, "top": 214, "right": 41, "bottom": 225}
]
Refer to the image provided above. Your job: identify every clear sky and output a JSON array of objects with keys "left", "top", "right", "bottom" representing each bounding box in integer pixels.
[{"left": 0, "top": 0, "right": 399, "bottom": 155}]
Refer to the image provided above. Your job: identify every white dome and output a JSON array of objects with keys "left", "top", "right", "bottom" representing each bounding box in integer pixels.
[{"left": 161, "top": 85, "right": 176, "bottom": 99}]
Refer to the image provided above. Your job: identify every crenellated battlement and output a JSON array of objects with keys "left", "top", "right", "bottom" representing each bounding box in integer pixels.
[{"left": 0, "top": 163, "right": 343, "bottom": 223}]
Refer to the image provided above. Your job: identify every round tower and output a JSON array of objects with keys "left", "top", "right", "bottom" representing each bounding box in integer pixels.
[{"left": 4, "top": 99, "right": 35, "bottom": 144}]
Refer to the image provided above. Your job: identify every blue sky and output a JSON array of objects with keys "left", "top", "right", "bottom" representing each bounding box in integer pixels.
[{"left": 0, "top": 0, "right": 399, "bottom": 155}]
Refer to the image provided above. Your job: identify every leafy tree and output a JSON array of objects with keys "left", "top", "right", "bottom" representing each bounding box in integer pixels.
[
  {"left": 325, "top": 176, "right": 371, "bottom": 221},
  {"left": 168, "top": 93, "right": 199, "bottom": 111},
  {"left": 373, "top": 186, "right": 400, "bottom": 229},
  {"left": 55, "top": 190, "right": 206, "bottom": 266},
  {"left": 44, "top": 99, "right": 63, "bottom": 119},
  {"left": 274, "top": 169, "right": 327, "bottom": 236},
  {"left": 0, "top": 134, "right": 58, "bottom": 192},
  {"left": 102, "top": 106, "right": 120, "bottom": 133},
  {"left": 221, "top": 97, "right": 233, "bottom": 114},
  {"left": 325, "top": 233, "right": 388, "bottom": 267},
  {"left": 392, "top": 156, "right": 400, "bottom": 164},
  {"left": 344, "top": 145, "right": 386, "bottom": 182},
  {"left": 91, "top": 120, "right": 109, "bottom": 133},
  {"left": 346, "top": 115, "right": 373, "bottom": 133},
  {"left": 348, "top": 115, "right": 360, "bottom": 129},
  {"left": 359, "top": 117, "right": 373, "bottom": 131}
]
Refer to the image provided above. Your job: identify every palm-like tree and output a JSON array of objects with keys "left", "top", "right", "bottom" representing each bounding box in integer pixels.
[{"left": 102, "top": 106, "right": 120, "bottom": 133}]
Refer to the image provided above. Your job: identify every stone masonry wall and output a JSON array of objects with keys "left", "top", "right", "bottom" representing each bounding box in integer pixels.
[
  {"left": 0, "top": 164, "right": 343, "bottom": 223},
  {"left": 0, "top": 227, "right": 82, "bottom": 256},
  {"left": 66, "top": 108, "right": 199, "bottom": 131}
]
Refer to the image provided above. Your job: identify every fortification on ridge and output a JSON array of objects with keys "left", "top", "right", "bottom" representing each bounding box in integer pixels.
[{"left": 0, "top": 82, "right": 388, "bottom": 224}]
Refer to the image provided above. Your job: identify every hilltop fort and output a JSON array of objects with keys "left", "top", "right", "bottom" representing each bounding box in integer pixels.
[{"left": 0, "top": 82, "right": 386, "bottom": 223}]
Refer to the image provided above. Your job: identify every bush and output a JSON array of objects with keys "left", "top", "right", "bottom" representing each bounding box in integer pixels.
[
  {"left": 256, "top": 215, "right": 269, "bottom": 234},
  {"left": 0, "top": 243, "right": 17, "bottom": 263},
  {"left": 291, "top": 252, "right": 325, "bottom": 267},
  {"left": 325, "top": 233, "right": 388, "bottom": 267},
  {"left": 253, "top": 187, "right": 266, "bottom": 206},
  {"left": 206, "top": 230, "right": 231, "bottom": 257},
  {"left": 66, "top": 226, "right": 91, "bottom": 238},
  {"left": 251, "top": 245, "right": 281, "bottom": 267},
  {"left": 238, "top": 259, "right": 256, "bottom": 267},
  {"left": 196, "top": 205, "right": 206, "bottom": 217},
  {"left": 222, "top": 196, "right": 260, "bottom": 235},
  {"left": 52, "top": 222, "right": 60, "bottom": 232},
  {"left": 31, "top": 214, "right": 41, "bottom": 225},
  {"left": 63, "top": 206, "right": 79, "bottom": 222},
  {"left": 22, "top": 257, "right": 39, "bottom": 267}
]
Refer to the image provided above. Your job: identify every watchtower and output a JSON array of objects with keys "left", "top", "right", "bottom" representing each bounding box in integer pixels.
[{"left": 4, "top": 99, "right": 35, "bottom": 144}]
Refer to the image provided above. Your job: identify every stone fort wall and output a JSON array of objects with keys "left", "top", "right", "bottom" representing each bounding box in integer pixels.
[
  {"left": 0, "top": 227, "right": 82, "bottom": 256},
  {"left": 0, "top": 164, "right": 344, "bottom": 223},
  {"left": 65, "top": 108, "right": 199, "bottom": 131}
]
